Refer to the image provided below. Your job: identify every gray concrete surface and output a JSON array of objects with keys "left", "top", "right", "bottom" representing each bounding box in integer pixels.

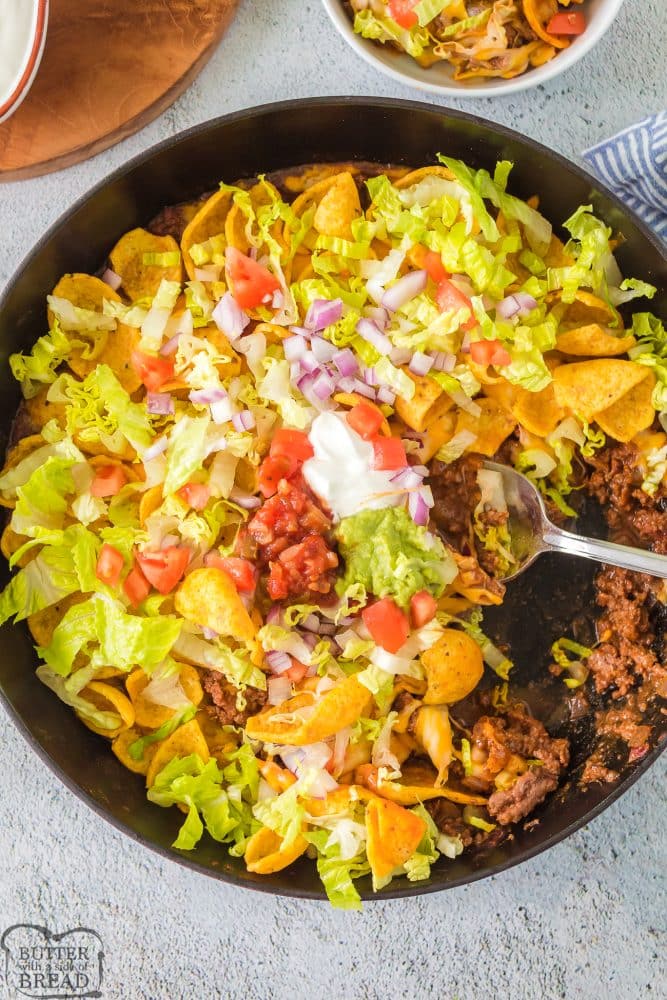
[{"left": 0, "top": 1, "right": 665, "bottom": 997}]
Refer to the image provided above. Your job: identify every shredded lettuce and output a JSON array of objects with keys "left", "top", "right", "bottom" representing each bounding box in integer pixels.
[
  {"left": 304, "top": 829, "right": 370, "bottom": 910},
  {"left": 629, "top": 312, "right": 667, "bottom": 412},
  {"left": 354, "top": 9, "right": 430, "bottom": 59},
  {"left": 355, "top": 664, "right": 394, "bottom": 712},
  {"left": 163, "top": 413, "right": 210, "bottom": 494},
  {"left": 9, "top": 321, "right": 79, "bottom": 398},
  {"left": 36, "top": 665, "right": 121, "bottom": 730}
]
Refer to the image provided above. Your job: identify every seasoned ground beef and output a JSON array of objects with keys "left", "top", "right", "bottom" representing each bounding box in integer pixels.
[
  {"left": 148, "top": 203, "right": 195, "bottom": 241},
  {"left": 488, "top": 769, "right": 560, "bottom": 825},
  {"left": 202, "top": 671, "right": 267, "bottom": 728},
  {"left": 429, "top": 454, "right": 481, "bottom": 551},
  {"left": 425, "top": 798, "right": 474, "bottom": 848},
  {"left": 587, "top": 442, "right": 667, "bottom": 553},
  {"left": 463, "top": 706, "right": 569, "bottom": 825},
  {"left": 475, "top": 506, "right": 511, "bottom": 577}
]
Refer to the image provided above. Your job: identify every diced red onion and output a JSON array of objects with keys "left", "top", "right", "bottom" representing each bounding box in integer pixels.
[
  {"left": 301, "top": 614, "right": 320, "bottom": 633},
  {"left": 311, "top": 338, "right": 338, "bottom": 364},
  {"left": 266, "top": 605, "right": 283, "bottom": 625},
  {"left": 201, "top": 626, "right": 219, "bottom": 641},
  {"left": 497, "top": 291, "right": 538, "bottom": 320},
  {"left": 337, "top": 376, "right": 357, "bottom": 393},
  {"left": 365, "top": 306, "right": 389, "bottom": 330},
  {"left": 301, "top": 632, "right": 318, "bottom": 651},
  {"left": 306, "top": 769, "right": 339, "bottom": 799},
  {"left": 143, "top": 436, "right": 168, "bottom": 462},
  {"left": 190, "top": 387, "right": 226, "bottom": 405},
  {"left": 410, "top": 465, "right": 429, "bottom": 477},
  {"left": 146, "top": 392, "right": 174, "bottom": 415},
  {"left": 160, "top": 332, "right": 182, "bottom": 356},
  {"left": 267, "top": 676, "right": 293, "bottom": 706},
  {"left": 312, "top": 371, "right": 336, "bottom": 400},
  {"left": 229, "top": 487, "right": 261, "bottom": 509},
  {"left": 305, "top": 298, "right": 343, "bottom": 331},
  {"left": 429, "top": 351, "right": 456, "bottom": 372},
  {"left": 390, "top": 347, "right": 413, "bottom": 366},
  {"left": 381, "top": 270, "right": 427, "bottom": 312},
  {"left": 290, "top": 325, "right": 311, "bottom": 338},
  {"left": 212, "top": 292, "right": 249, "bottom": 340},
  {"left": 356, "top": 318, "right": 392, "bottom": 356},
  {"left": 266, "top": 650, "right": 292, "bottom": 675},
  {"left": 102, "top": 268, "right": 122, "bottom": 291},
  {"left": 210, "top": 397, "right": 234, "bottom": 425},
  {"left": 300, "top": 351, "right": 320, "bottom": 374},
  {"left": 351, "top": 379, "right": 376, "bottom": 400},
  {"left": 332, "top": 349, "right": 357, "bottom": 377},
  {"left": 283, "top": 335, "right": 307, "bottom": 362},
  {"left": 514, "top": 292, "right": 538, "bottom": 314},
  {"left": 232, "top": 410, "right": 256, "bottom": 432},
  {"left": 420, "top": 484, "right": 434, "bottom": 508},
  {"left": 409, "top": 351, "right": 434, "bottom": 377},
  {"left": 390, "top": 467, "right": 424, "bottom": 490},
  {"left": 376, "top": 385, "right": 396, "bottom": 405},
  {"left": 318, "top": 622, "right": 336, "bottom": 636},
  {"left": 409, "top": 490, "right": 430, "bottom": 526},
  {"left": 271, "top": 289, "right": 284, "bottom": 309},
  {"left": 362, "top": 367, "right": 377, "bottom": 386},
  {"left": 461, "top": 331, "right": 472, "bottom": 353}
]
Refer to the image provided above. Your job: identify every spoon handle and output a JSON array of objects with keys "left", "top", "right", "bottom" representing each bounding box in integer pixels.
[{"left": 542, "top": 525, "right": 667, "bottom": 578}]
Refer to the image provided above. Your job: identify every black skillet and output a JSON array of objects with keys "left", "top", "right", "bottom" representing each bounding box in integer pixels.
[{"left": 0, "top": 98, "right": 665, "bottom": 901}]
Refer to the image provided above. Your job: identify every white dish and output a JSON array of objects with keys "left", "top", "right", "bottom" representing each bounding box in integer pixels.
[
  {"left": 321, "top": 0, "right": 625, "bottom": 98},
  {"left": 0, "top": 0, "right": 49, "bottom": 125}
]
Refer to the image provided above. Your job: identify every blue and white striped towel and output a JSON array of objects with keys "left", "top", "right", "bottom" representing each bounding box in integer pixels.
[{"left": 583, "top": 111, "right": 667, "bottom": 240}]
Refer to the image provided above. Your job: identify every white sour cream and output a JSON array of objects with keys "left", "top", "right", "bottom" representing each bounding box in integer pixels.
[
  {"left": 0, "top": 0, "right": 39, "bottom": 108},
  {"left": 303, "top": 412, "right": 402, "bottom": 522}
]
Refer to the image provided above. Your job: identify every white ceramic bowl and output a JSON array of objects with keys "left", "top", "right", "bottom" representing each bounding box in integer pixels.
[
  {"left": 321, "top": 0, "right": 625, "bottom": 98},
  {"left": 0, "top": 0, "right": 49, "bottom": 125}
]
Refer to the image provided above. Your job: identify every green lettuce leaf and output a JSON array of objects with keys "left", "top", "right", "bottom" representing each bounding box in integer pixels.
[
  {"left": 303, "top": 828, "right": 370, "bottom": 911},
  {"left": 9, "top": 321, "right": 78, "bottom": 398},
  {"left": 163, "top": 413, "right": 210, "bottom": 494},
  {"left": 36, "top": 665, "right": 121, "bottom": 731},
  {"left": 354, "top": 9, "right": 431, "bottom": 59}
]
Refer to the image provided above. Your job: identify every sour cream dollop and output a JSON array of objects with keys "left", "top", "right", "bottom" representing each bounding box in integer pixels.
[{"left": 303, "top": 412, "right": 402, "bottom": 522}]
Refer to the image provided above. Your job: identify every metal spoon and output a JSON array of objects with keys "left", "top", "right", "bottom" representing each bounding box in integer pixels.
[{"left": 483, "top": 461, "right": 667, "bottom": 581}]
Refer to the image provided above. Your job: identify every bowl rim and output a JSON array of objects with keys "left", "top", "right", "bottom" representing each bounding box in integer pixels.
[
  {"left": 0, "top": 0, "right": 49, "bottom": 123},
  {"left": 320, "top": 0, "right": 626, "bottom": 98},
  {"left": 0, "top": 95, "right": 665, "bottom": 901}
]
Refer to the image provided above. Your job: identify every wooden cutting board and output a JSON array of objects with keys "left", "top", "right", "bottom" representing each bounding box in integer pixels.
[{"left": 0, "top": 0, "right": 239, "bottom": 182}]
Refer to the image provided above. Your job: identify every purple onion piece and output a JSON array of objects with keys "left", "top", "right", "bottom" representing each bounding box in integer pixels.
[
  {"left": 283, "top": 335, "right": 307, "bottom": 362},
  {"left": 408, "top": 490, "right": 430, "bottom": 526},
  {"left": 266, "top": 650, "right": 292, "bottom": 675},
  {"left": 376, "top": 385, "right": 396, "bottom": 406},
  {"left": 304, "top": 298, "right": 343, "bottom": 332},
  {"left": 232, "top": 410, "right": 256, "bottom": 432},
  {"left": 409, "top": 351, "right": 434, "bottom": 377},
  {"left": 102, "top": 268, "right": 122, "bottom": 291},
  {"left": 356, "top": 318, "right": 392, "bottom": 356},
  {"left": 381, "top": 269, "right": 428, "bottom": 313},
  {"left": 212, "top": 292, "right": 250, "bottom": 340},
  {"left": 146, "top": 392, "right": 174, "bottom": 416},
  {"left": 332, "top": 348, "right": 358, "bottom": 377}
]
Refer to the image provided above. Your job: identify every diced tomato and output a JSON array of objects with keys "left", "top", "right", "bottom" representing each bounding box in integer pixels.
[
  {"left": 258, "top": 454, "right": 299, "bottom": 498},
  {"left": 422, "top": 249, "right": 449, "bottom": 284},
  {"left": 284, "top": 659, "right": 309, "bottom": 683},
  {"left": 387, "top": 0, "right": 418, "bottom": 29},
  {"left": 270, "top": 428, "right": 314, "bottom": 463},
  {"left": 469, "top": 339, "right": 512, "bottom": 367},
  {"left": 435, "top": 279, "right": 477, "bottom": 331},
  {"left": 96, "top": 543, "right": 124, "bottom": 587},
  {"left": 226, "top": 246, "right": 280, "bottom": 310},
  {"left": 372, "top": 436, "right": 407, "bottom": 471},
  {"left": 136, "top": 546, "right": 190, "bottom": 595},
  {"left": 347, "top": 401, "right": 385, "bottom": 440},
  {"left": 362, "top": 597, "right": 410, "bottom": 654},
  {"left": 547, "top": 11, "right": 586, "bottom": 34},
  {"left": 410, "top": 590, "right": 437, "bottom": 629},
  {"left": 123, "top": 562, "right": 151, "bottom": 607},
  {"left": 218, "top": 556, "right": 257, "bottom": 593},
  {"left": 90, "top": 465, "right": 127, "bottom": 498},
  {"left": 178, "top": 482, "right": 211, "bottom": 511},
  {"left": 131, "top": 349, "right": 175, "bottom": 392}
]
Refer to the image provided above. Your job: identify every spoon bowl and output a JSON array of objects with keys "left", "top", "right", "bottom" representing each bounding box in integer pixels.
[{"left": 483, "top": 461, "right": 667, "bottom": 582}]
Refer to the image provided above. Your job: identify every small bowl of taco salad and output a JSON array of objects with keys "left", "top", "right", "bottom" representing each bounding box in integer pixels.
[
  {"left": 1, "top": 156, "right": 663, "bottom": 909},
  {"left": 322, "top": 0, "right": 625, "bottom": 95}
]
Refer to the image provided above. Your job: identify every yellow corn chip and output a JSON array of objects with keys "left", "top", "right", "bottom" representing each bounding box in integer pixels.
[
  {"left": 356, "top": 762, "right": 487, "bottom": 808},
  {"left": 553, "top": 359, "right": 649, "bottom": 421},
  {"left": 312, "top": 172, "right": 362, "bottom": 240},
  {"left": 181, "top": 187, "right": 235, "bottom": 280},
  {"left": 511, "top": 381, "right": 566, "bottom": 437},
  {"left": 556, "top": 323, "right": 636, "bottom": 357},
  {"left": 175, "top": 567, "right": 257, "bottom": 643},
  {"left": 146, "top": 718, "right": 210, "bottom": 788},
  {"left": 126, "top": 665, "right": 203, "bottom": 728},
  {"left": 594, "top": 370, "right": 656, "bottom": 443},
  {"left": 109, "top": 228, "right": 182, "bottom": 302},
  {"left": 421, "top": 629, "right": 484, "bottom": 705},
  {"left": 112, "top": 727, "right": 157, "bottom": 776},
  {"left": 77, "top": 681, "right": 135, "bottom": 738},
  {"left": 245, "top": 827, "right": 309, "bottom": 875},
  {"left": 245, "top": 676, "right": 372, "bottom": 746},
  {"left": 455, "top": 397, "right": 516, "bottom": 456},
  {"left": 365, "top": 797, "right": 427, "bottom": 880},
  {"left": 395, "top": 371, "right": 453, "bottom": 432}
]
